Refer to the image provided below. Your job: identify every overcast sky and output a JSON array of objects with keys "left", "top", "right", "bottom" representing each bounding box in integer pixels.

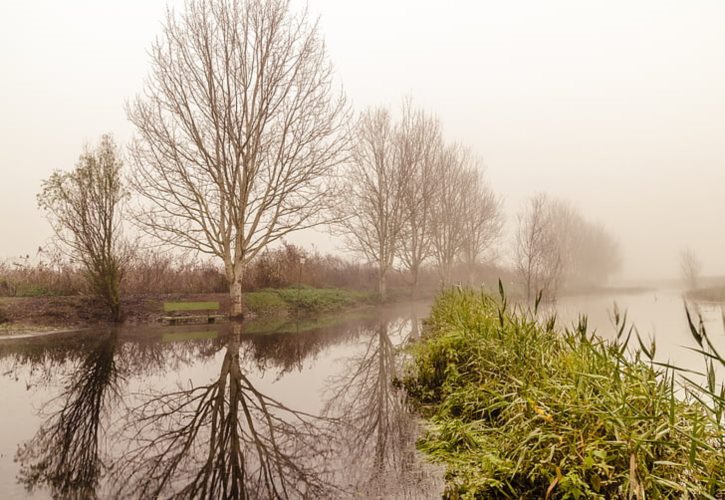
[{"left": 1, "top": 0, "right": 724, "bottom": 280}]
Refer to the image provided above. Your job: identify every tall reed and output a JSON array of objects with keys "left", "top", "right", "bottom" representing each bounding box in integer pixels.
[{"left": 404, "top": 285, "right": 725, "bottom": 498}]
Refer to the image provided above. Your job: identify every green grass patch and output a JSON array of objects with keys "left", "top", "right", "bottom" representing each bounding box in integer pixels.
[
  {"left": 243, "top": 287, "right": 375, "bottom": 316},
  {"left": 404, "top": 288, "right": 725, "bottom": 499}
]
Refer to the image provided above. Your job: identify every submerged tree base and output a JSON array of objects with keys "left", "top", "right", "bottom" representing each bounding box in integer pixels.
[{"left": 404, "top": 289, "right": 725, "bottom": 499}]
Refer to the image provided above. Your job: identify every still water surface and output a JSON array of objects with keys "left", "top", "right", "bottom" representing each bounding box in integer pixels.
[
  {"left": 0, "top": 302, "right": 443, "bottom": 499},
  {"left": 557, "top": 287, "right": 725, "bottom": 380},
  {"left": 2, "top": 288, "right": 723, "bottom": 499}
]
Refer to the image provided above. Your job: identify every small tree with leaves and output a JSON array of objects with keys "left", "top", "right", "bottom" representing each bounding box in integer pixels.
[{"left": 38, "top": 134, "right": 128, "bottom": 321}]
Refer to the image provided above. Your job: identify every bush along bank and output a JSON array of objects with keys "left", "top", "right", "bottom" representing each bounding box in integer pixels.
[{"left": 404, "top": 286, "right": 725, "bottom": 499}]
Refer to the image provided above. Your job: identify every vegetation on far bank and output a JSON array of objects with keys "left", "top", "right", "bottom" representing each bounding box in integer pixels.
[
  {"left": 0, "top": 285, "right": 383, "bottom": 332},
  {"left": 687, "top": 284, "right": 725, "bottom": 303},
  {"left": 404, "top": 288, "right": 725, "bottom": 498}
]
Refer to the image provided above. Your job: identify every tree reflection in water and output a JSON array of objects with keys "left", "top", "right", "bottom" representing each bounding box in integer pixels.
[
  {"left": 7, "top": 308, "right": 440, "bottom": 499},
  {"left": 16, "top": 330, "right": 121, "bottom": 499},
  {"left": 325, "top": 312, "right": 442, "bottom": 498},
  {"left": 112, "top": 327, "right": 337, "bottom": 500}
]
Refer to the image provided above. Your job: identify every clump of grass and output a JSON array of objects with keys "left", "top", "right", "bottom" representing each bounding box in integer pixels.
[
  {"left": 404, "top": 286, "right": 725, "bottom": 499},
  {"left": 243, "top": 287, "right": 375, "bottom": 316},
  {"left": 244, "top": 291, "right": 288, "bottom": 315},
  {"left": 274, "top": 287, "right": 374, "bottom": 312}
]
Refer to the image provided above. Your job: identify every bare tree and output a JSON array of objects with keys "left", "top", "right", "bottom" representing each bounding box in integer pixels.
[
  {"left": 128, "top": 0, "right": 349, "bottom": 317},
  {"left": 680, "top": 248, "right": 702, "bottom": 291},
  {"left": 459, "top": 169, "right": 503, "bottom": 285},
  {"left": 429, "top": 144, "right": 472, "bottom": 285},
  {"left": 568, "top": 221, "right": 621, "bottom": 287},
  {"left": 513, "top": 193, "right": 563, "bottom": 303},
  {"left": 396, "top": 101, "right": 443, "bottom": 297},
  {"left": 338, "top": 107, "right": 409, "bottom": 300},
  {"left": 38, "top": 134, "right": 128, "bottom": 321},
  {"left": 514, "top": 194, "right": 620, "bottom": 300}
]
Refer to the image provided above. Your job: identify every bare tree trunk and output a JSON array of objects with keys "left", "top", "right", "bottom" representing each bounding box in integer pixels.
[
  {"left": 229, "top": 268, "right": 244, "bottom": 319},
  {"left": 410, "top": 264, "right": 419, "bottom": 299},
  {"left": 378, "top": 271, "right": 388, "bottom": 302}
]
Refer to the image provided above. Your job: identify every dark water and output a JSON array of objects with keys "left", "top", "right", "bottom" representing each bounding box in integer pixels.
[{"left": 0, "top": 302, "right": 443, "bottom": 499}]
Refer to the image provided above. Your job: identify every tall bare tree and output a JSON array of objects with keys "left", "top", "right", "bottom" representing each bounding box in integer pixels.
[
  {"left": 338, "top": 108, "right": 409, "bottom": 300},
  {"left": 38, "top": 134, "right": 128, "bottom": 321},
  {"left": 429, "top": 144, "right": 472, "bottom": 285},
  {"left": 513, "top": 193, "right": 563, "bottom": 303},
  {"left": 459, "top": 168, "right": 503, "bottom": 284},
  {"left": 396, "top": 101, "right": 443, "bottom": 297},
  {"left": 514, "top": 194, "right": 620, "bottom": 300},
  {"left": 128, "top": 0, "right": 349, "bottom": 317}
]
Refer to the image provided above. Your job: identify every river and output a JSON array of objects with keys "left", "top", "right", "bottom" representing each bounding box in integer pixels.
[
  {"left": 0, "top": 301, "right": 443, "bottom": 499},
  {"left": 2, "top": 288, "right": 723, "bottom": 499}
]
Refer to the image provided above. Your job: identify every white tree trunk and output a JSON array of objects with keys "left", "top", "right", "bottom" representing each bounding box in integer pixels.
[
  {"left": 378, "top": 271, "right": 388, "bottom": 302},
  {"left": 229, "top": 268, "right": 244, "bottom": 318}
]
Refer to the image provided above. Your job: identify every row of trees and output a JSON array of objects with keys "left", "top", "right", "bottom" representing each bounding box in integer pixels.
[
  {"left": 338, "top": 101, "right": 502, "bottom": 300},
  {"left": 35, "top": 0, "right": 621, "bottom": 321}
]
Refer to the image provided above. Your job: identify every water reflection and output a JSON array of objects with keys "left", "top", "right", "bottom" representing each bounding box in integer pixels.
[
  {"left": 325, "top": 311, "right": 442, "bottom": 498},
  {"left": 112, "top": 329, "right": 336, "bottom": 499},
  {"left": 16, "top": 331, "right": 121, "bottom": 499},
  {"left": 1, "top": 305, "right": 441, "bottom": 499}
]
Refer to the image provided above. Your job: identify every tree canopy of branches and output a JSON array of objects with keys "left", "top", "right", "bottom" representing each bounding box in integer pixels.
[
  {"left": 429, "top": 145, "right": 501, "bottom": 286},
  {"left": 37, "top": 134, "right": 128, "bottom": 321},
  {"left": 396, "top": 102, "right": 442, "bottom": 296},
  {"left": 128, "top": 0, "right": 349, "bottom": 317},
  {"left": 340, "top": 99, "right": 502, "bottom": 296},
  {"left": 338, "top": 107, "right": 409, "bottom": 300}
]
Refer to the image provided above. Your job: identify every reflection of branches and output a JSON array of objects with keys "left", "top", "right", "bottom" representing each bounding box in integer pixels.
[
  {"left": 16, "top": 331, "right": 121, "bottom": 498},
  {"left": 113, "top": 333, "right": 336, "bottom": 499},
  {"left": 329, "top": 321, "right": 406, "bottom": 470},
  {"left": 325, "top": 313, "right": 443, "bottom": 497}
]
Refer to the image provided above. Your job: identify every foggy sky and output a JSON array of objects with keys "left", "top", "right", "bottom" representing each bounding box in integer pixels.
[{"left": 1, "top": 0, "right": 724, "bottom": 281}]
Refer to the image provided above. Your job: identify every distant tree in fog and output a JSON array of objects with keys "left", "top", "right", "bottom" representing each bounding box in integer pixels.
[
  {"left": 459, "top": 169, "right": 503, "bottom": 284},
  {"left": 128, "top": 0, "right": 349, "bottom": 318},
  {"left": 680, "top": 248, "right": 702, "bottom": 290},
  {"left": 37, "top": 134, "right": 128, "bottom": 321},
  {"left": 514, "top": 194, "right": 621, "bottom": 301},
  {"left": 568, "top": 221, "right": 621, "bottom": 286},
  {"left": 338, "top": 107, "right": 409, "bottom": 300},
  {"left": 396, "top": 101, "right": 442, "bottom": 297},
  {"left": 514, "top": 193, "right": 563, "bottom": 302},
  {"left": 429, "top": 144, "right": 472, "bottom": 285}
]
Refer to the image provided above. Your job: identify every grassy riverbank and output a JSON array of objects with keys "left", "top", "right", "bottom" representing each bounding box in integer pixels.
[
  {"left": 0, "top": 286, "right": 379, "bottom": 332},
  {"left": 404, "top": 288, "right": 725, "bottom": 498}
]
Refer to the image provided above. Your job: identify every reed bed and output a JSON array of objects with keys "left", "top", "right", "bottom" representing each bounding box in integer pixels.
[{"left": 404, "top": 286, "right": 725, "bottom": 499}]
